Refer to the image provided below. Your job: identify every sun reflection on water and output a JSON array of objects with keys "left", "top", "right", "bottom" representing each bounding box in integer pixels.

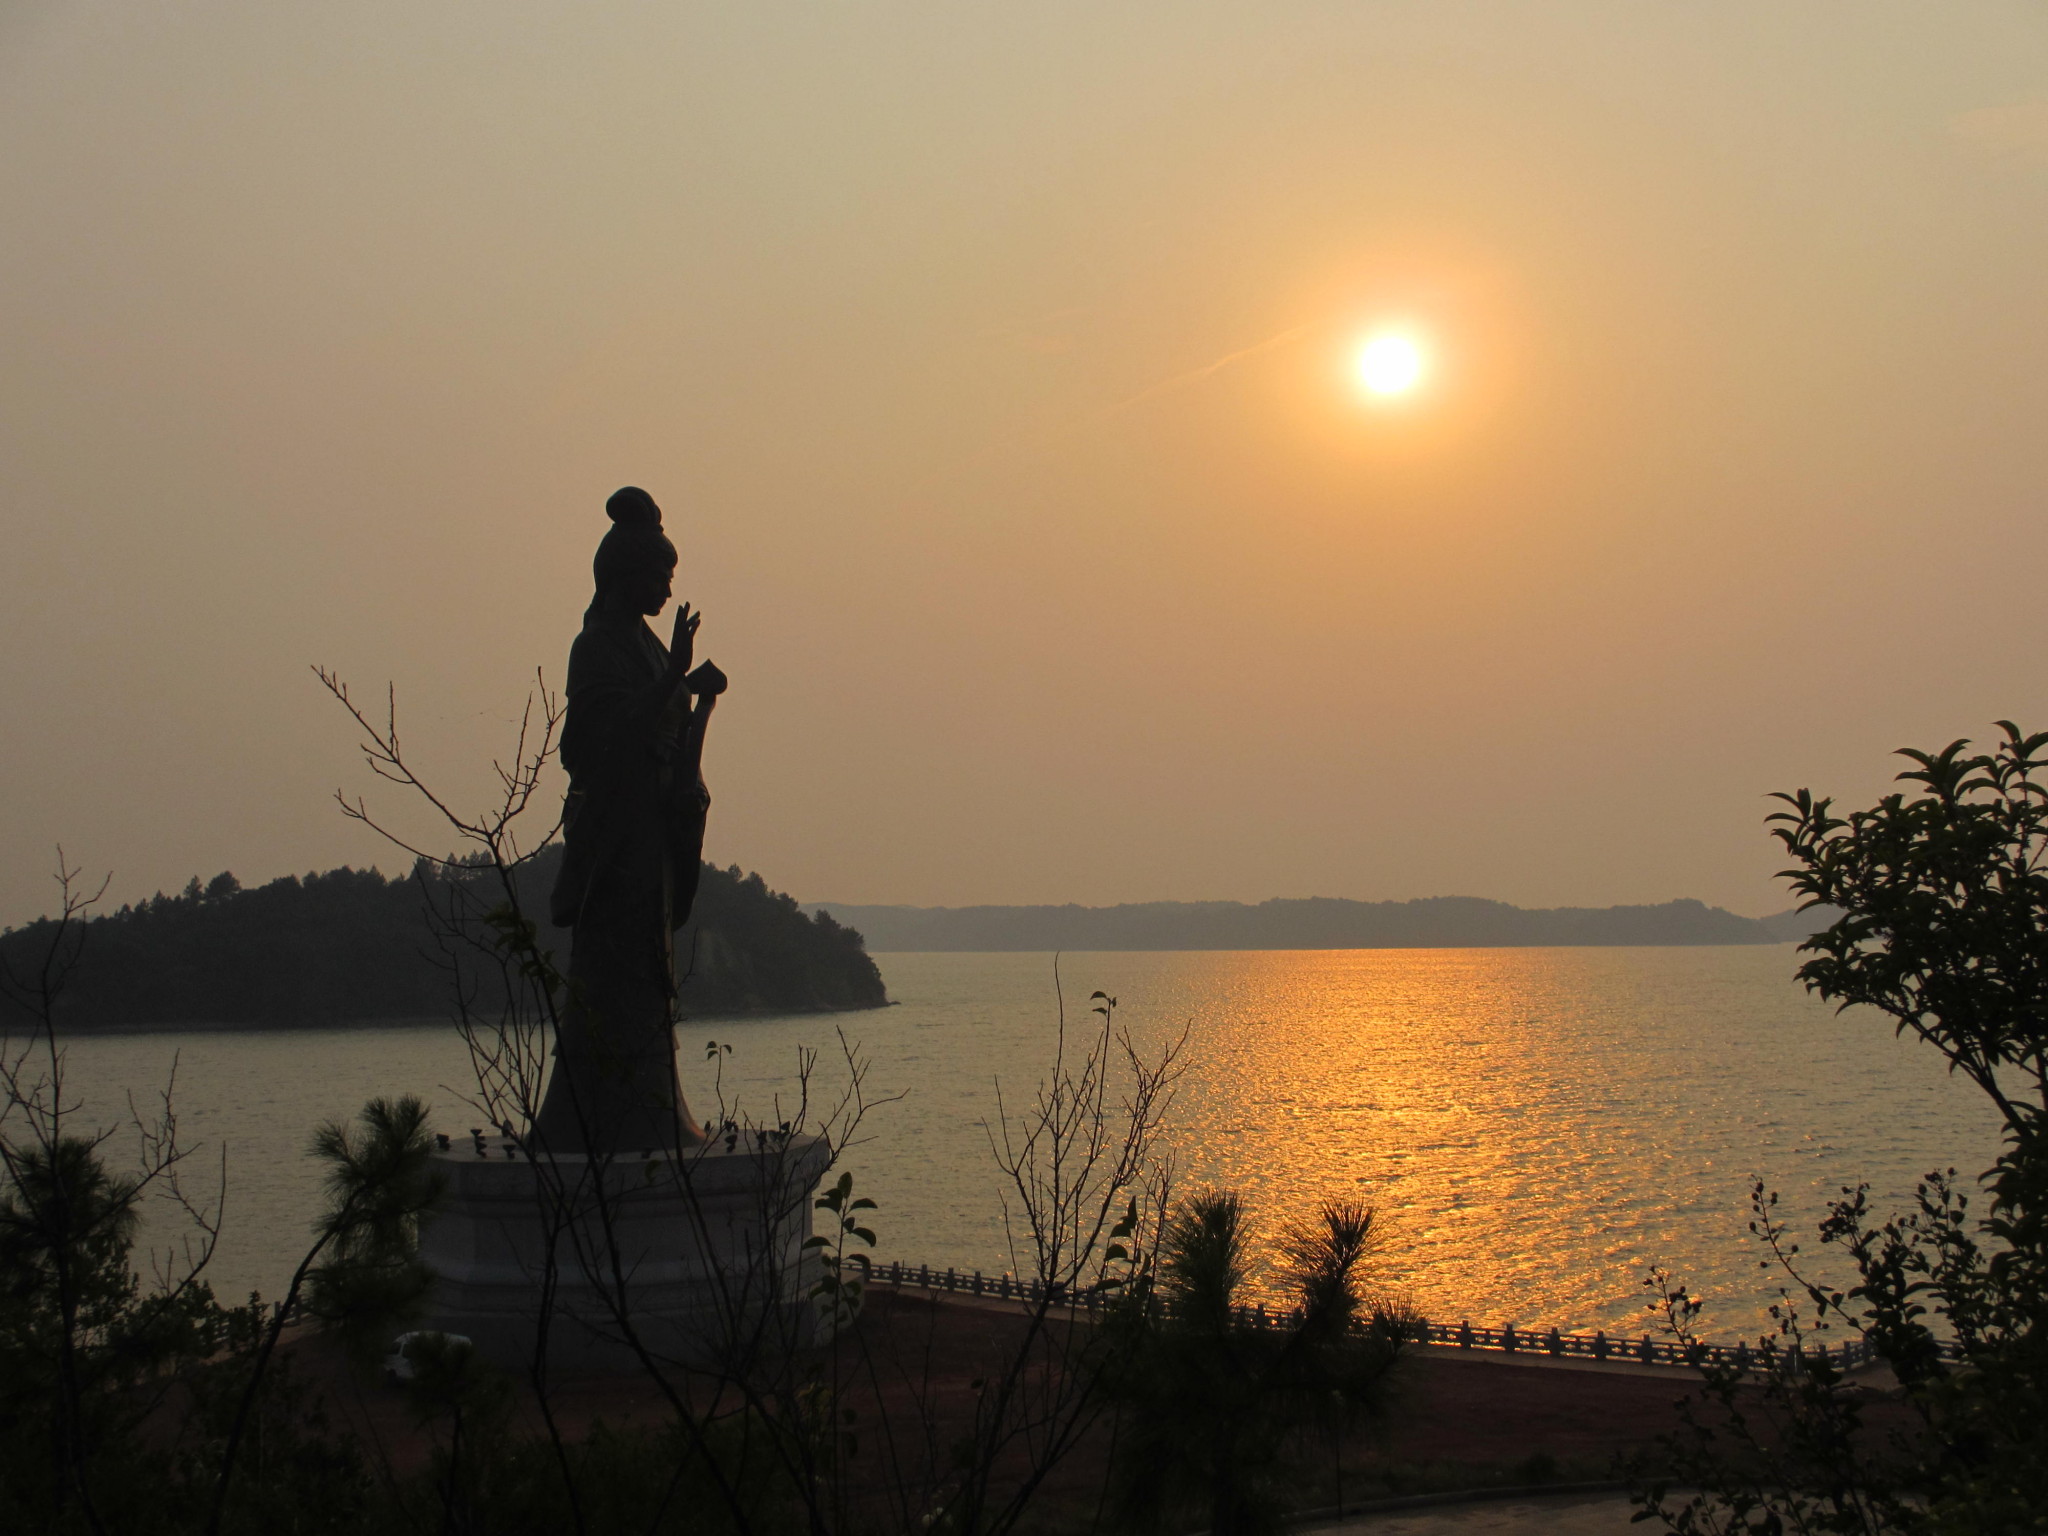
[{"left": 1025, "top": 947, "right": 1996, "bottom": 1333}]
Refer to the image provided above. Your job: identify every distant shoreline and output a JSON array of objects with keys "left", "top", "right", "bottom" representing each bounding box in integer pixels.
[
  {"left": 844, "top": 940, "right": 1808, "bottom": 954},
  {"left": 810, "top": 896, "right": 1833, "bottom": 953}
]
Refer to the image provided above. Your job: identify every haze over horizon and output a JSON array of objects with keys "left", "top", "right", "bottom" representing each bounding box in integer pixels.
[{"left": 6, "top": 2, "right": 2048, "bottom": 930}]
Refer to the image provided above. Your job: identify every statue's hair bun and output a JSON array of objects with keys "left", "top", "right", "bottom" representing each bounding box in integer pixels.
[{"left": 605, "top": 486, "right": 662, "bottom": 527}]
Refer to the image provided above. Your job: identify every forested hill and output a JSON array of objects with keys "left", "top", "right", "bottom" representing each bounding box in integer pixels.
[
  {"left": 810, "top": 895, "right": 1819, "bottom": 952},
  {"left": 0, "top": 849, "right": 887, "bottom": 1029}
]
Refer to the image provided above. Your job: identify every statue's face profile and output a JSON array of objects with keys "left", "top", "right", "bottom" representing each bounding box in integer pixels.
[{"left": 622, "top": 554, "right": 676, "bottom": 617}]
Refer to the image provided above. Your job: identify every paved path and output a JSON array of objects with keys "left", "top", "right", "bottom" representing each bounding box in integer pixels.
[{"left": 1312, "top": 1491, "right": 1642, "bottom": 1535}]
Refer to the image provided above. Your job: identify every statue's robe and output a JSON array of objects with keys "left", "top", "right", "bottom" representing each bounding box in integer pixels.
[{"left": 532, "top": 606, "right": 708, "bottom": 1155}]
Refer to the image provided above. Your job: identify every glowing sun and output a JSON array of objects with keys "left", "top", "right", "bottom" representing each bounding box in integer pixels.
[{"left": 1354, "top": 331, "right": 1426, "bottom": 397}]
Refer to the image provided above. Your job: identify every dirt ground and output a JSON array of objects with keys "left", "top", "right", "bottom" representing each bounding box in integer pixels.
[{"left": 1370, "top": 1347, "right": 1693, "bottom": 1469}]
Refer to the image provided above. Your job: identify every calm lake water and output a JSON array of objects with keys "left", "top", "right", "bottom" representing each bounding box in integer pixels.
[{"left": 48, "top": 947, "right": 1999, "bottom": 1336}]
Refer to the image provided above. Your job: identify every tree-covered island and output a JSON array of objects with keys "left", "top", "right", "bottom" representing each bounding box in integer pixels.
[{"left": 0, "top": 847, "right": 887, "bottom": 1030}]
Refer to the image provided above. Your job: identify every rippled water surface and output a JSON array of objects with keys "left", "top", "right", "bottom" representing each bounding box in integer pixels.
[{"left": 51, "top": 947, "right": 1999, "bottom": 1335}]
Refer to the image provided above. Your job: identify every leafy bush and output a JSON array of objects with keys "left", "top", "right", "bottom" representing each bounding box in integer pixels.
[
  {"left": 1102, "top": 1191, "right": 1414, "bottom": 1536},
  {"left": 1636, "top": 723, "right": 2048, "bottom": 1535}
]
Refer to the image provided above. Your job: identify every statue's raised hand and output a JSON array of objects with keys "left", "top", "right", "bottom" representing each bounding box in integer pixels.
[{"left": 667, "top": 603, "right": 700, "bottom": 678}]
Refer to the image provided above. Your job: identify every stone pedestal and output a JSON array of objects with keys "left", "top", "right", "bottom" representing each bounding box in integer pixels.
[{"left": 418, "top": 1134, "right": 831, "bottom": 1371}]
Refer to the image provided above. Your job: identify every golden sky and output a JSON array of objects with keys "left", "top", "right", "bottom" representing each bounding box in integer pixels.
[{"left": 5, "top": 1, "right": 2048, "bottom": 925}]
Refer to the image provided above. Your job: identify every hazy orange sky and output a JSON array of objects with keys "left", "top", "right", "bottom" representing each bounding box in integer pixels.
[{"left": 5, "top": 2, "right": 2047, "bottom": 928}]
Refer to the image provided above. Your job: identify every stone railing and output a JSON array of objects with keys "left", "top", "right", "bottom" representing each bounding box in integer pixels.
[
  {"left": 869, "top": 1260, "right": 1956, "bottom": 1371},
  {"left": 1411, "top": 1318, "right": 1894, "bottom": 1372}
]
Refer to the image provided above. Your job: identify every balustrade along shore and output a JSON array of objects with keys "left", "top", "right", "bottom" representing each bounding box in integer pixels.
[{"left": 861, "top": 1259, "right": 1957, "bottom": 1373}]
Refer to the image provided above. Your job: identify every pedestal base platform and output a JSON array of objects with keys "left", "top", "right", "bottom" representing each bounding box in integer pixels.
[{"left": 418, "top": 1134, "right": 831, "bottom": 1372}]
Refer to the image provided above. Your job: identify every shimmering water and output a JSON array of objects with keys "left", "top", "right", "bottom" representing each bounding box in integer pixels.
[{"left": 45, "top": 947, "right": 1999, "bottom": 1335}]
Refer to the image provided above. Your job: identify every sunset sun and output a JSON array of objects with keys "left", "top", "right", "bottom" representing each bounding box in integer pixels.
[{"left": 1354, "top": 331, "right": 1426, "bottom": 398}]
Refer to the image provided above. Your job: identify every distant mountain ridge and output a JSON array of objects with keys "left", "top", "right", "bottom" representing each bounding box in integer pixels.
[{"left": 810, "top": 895, "right": 1836, "bottom": 953}]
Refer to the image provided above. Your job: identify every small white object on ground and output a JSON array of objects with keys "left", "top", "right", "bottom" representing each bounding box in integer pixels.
[{"left": 381, "top": 1330, "right": 472, "bottom": 1384}]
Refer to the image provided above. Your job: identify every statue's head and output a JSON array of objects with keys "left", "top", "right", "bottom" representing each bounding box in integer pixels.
[{"left": 593, "top": 486, "right": 678, "bottom": 616}]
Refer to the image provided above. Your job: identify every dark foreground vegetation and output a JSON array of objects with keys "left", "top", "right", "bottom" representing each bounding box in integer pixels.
[
  {"left": 0, "top": 1106, "right": 1423, "bottom": 1536},
  {"left": 5, "top": 1281, "right": 1680, "bottom": 1536},
  {"left": 0, "top": 845, "right": 887, "bottom": 1029}
]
